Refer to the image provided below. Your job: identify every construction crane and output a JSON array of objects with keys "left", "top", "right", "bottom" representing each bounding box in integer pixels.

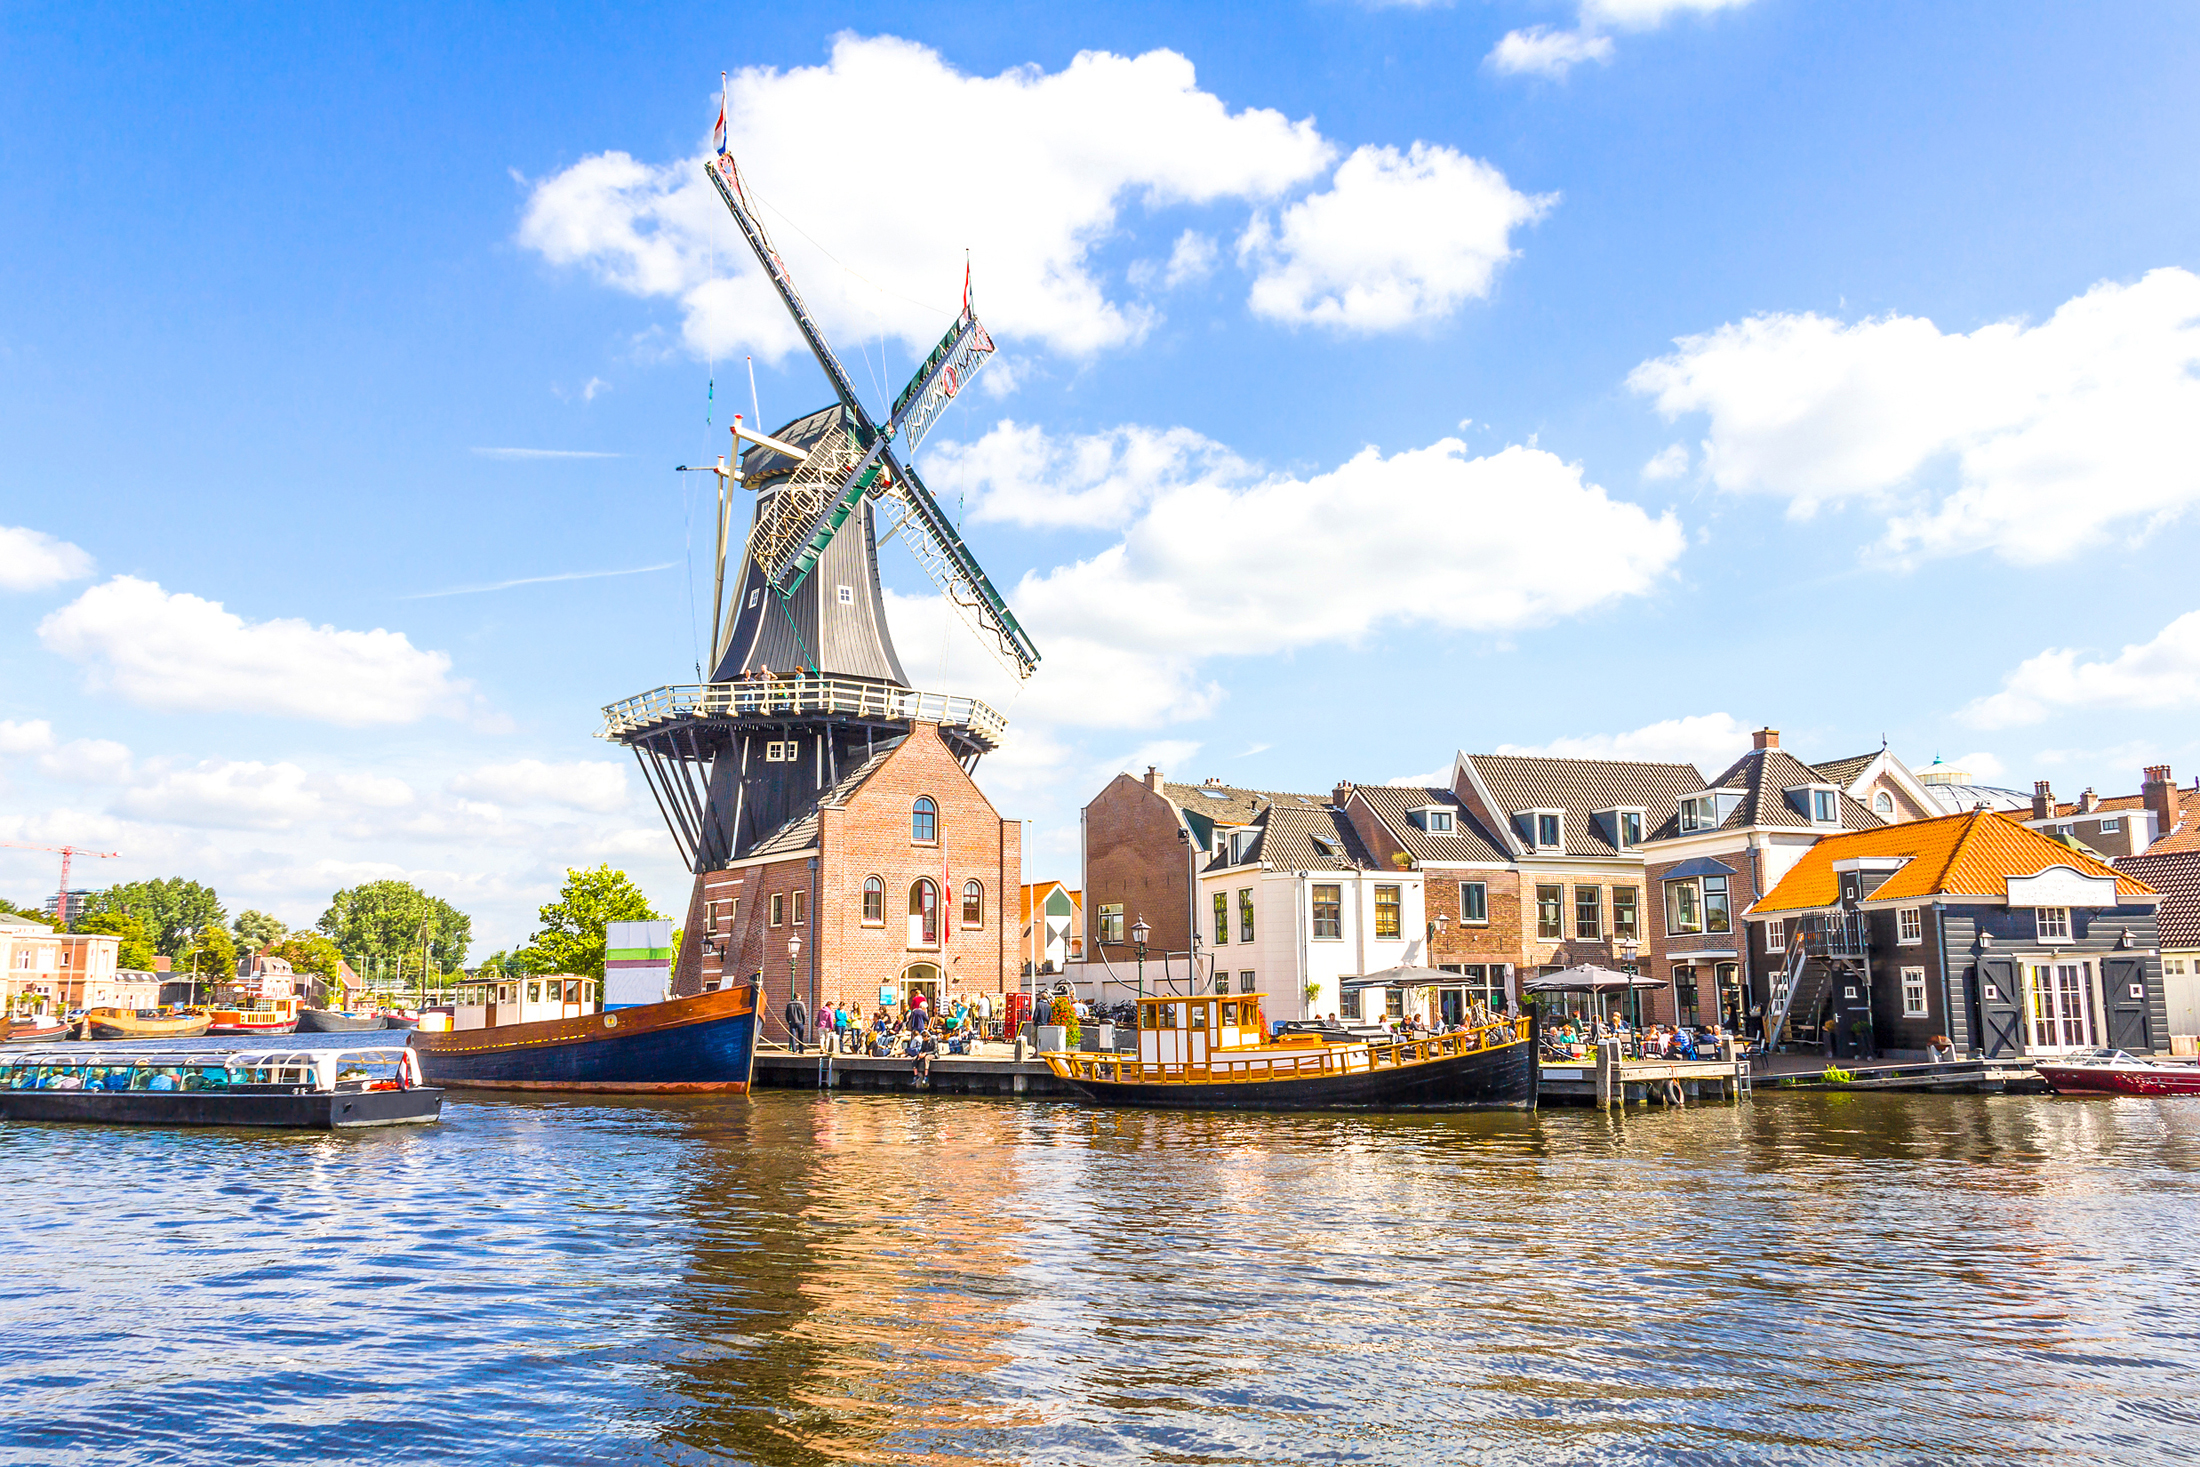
[{"left": 0, "top": 840, "right": 120, "bottom": 926}]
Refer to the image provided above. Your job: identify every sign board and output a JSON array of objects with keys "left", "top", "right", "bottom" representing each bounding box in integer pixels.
[
  {"left": 881, "top": 984, "right": 898, "bottom": 1007},
  {"left": 2005, "top": 866, "right": 2121, "bottom": 909},
  {"left": 603, "top": 919, "right": 673, "bottom": 1011}
]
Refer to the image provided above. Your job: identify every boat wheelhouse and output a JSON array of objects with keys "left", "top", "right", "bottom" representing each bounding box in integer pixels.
[
  {"left": 441, "top": 974, "right": 599, "bottom": 1031},
  {"left": 0, "top": 1045, "right": 442, "bottom": 1128},
  {"left": 1046, "top": 992, "right": 1538, "bottom": 1111},
  {"left": 205, "top": 996, "right": 303, "bottom": 1035}
]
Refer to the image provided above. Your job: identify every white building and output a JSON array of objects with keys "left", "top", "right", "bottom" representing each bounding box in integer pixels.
[{"left": 2, "top": 913, "right": 126, "bottom": 1016}]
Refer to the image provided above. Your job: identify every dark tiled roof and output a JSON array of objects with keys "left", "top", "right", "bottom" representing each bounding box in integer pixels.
[
  {"left": 1463, "top": 754, "right": 1705, "bottom": 857},
  {"left": 746, "top": 739, "right": 904, "bottom": 857},
  {"left": 1240, "top": 804, "right": 1379, "bottom": 872},
  {"left": 1811, "top": 752, "right": 1879, "bottom": 786},
  {"left": 1164, "top": 780, "right": 1326, "bottom": 827},
  {"left": 2116, "top": 850, "right": 2200, "bottom": 947},
  {"left": 1696, "top": 747, "right": 1886, "bottom": 834},
  {"left": 739, "top": 403, "right": 851, "bottom": 484},
  {"left": 1353, "top": 785, "right": 1508, "bottom": 863}
]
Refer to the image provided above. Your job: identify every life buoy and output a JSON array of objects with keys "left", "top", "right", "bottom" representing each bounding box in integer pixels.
[{"left": 1666, "top": 1078, "right": 1685, "bottom": 1107}]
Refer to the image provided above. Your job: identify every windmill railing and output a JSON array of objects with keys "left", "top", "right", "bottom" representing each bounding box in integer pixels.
[{"left": 598, "top": 676, "right": 1007, "bottom": 745}]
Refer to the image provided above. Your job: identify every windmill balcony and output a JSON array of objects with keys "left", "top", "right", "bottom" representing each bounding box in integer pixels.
[{"left": 598, "top": 674, "right": 1007, "bottom": 751}]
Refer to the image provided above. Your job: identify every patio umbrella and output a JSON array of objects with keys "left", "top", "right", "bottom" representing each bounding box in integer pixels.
[{"left": 1341, "top": 963, "right": 1454, "bottom": 988}]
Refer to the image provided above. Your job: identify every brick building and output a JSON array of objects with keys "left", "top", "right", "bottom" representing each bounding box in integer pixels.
[
  {"left": 676, "top": 723, "right": 1019, "bottom": 1041},
  {"left": 1340, "top": 782, "right": 1516, "bottom": 1020}
]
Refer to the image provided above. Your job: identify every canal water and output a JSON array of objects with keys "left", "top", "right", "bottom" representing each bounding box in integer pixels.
[{"left": 4, "top": 1090, "right": 2197, "bottom": 1465}]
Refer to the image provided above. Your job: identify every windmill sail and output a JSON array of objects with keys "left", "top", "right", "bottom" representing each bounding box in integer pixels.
[{"left": 704, "top": 154, "right": 1040, "bottom": 681}]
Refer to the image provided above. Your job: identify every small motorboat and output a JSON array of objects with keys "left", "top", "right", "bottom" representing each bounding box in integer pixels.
[
  {"left": 379, "top": 1010, "right": 420, "bottom": 1032},
  {"left": 4, "top": 1016, "right": 70, "bottom": 1044},
  {"left": 296, "top": 1008, "right": 386, "bottom": 1033},
  {"left": 86, "top": 1008, "right": 212, "bottom": 1040},
  {"left": 2037, "top": 1049, "right": 2200, "bottom": 1097},
  {"left": 205, "top": 999, "right": 301, "bottom": 1036},
  {"left": 0, "top": 1044, "right": 443, "bottom": 1128}
]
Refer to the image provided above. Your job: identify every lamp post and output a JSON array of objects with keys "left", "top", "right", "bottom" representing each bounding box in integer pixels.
[
  {"left": 787, "top": 934, "right": 803, "bottom": 1050},
  {"left": 1131, "top": 916, "right": 1151, "bottom": 1002}
]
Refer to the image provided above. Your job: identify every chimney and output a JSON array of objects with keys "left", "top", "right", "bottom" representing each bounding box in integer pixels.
[
  {"left": 1753, "top": 727, "right": 1779, "bottom": 751},
  {"left": 153, "top": 955, "right": 171, "bottom": 972},
  {"left": 1144, "top": 765, "right": 1164, "bottom": 793},
  {"left": 2079, "top": 787, "right": 2098, "bottom": 814},
  {"left": 2143, "top": 764, "right": 2176, "bottom": 842},
  {"left": 1334, "top": 781, "right": 1354, "bottom": 808},
  {"left": 2032, "top": 780, "right": 2053, "bottom": 821}
]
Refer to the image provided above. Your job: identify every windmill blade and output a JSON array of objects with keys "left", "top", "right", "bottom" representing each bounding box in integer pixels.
[{"left": 872, "top": 452, "right": 1041, "bottom": 681}]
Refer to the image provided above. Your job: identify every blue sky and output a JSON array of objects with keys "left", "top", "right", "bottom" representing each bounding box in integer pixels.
[{"left": 5, "top": 1, "right": 2199, "bottom": 949}]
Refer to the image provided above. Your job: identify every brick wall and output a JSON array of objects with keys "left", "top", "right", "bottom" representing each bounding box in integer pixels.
[
  {"left": 1082, "top": 772, "right": 1193, "bottom": 963},
  {"left": 1424, "top": 868, "right": 1525, "bottom": 967}
]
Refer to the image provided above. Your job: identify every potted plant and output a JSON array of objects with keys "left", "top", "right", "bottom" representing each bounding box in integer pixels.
[{"left": 1036, "top": 994, "right": 1078, "bottom": 1052}]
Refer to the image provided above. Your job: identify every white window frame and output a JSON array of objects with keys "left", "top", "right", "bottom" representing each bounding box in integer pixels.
[
  {"left": 1528, "top": 809, "right": 1564, "bottom": 851},
  {"left": 1458, "top": 881, "right": 1489, "bottom": 926},
  {"left": 1897, "top": 907, "right": 1923, "bottom": 946},
  {"left": 1764, "top": 921, "right": 1785, "bottom": 953},
  {"left": 2034, "top": 906, "right": 2072, "bottom": 943},
  {"left": 1679, "top": 795, "right": 1715, "bottom": 834},
  {"left": 1874, "top": 790, "right": 1895, "bottom": 816},
  {"left": 836, "top": 584, "right": 854, "bottom": 605},
  {"left": 2099, "top": 818, "right": 2120, "bottom": 832},
  {"left": 1901, "top": 966, "right": 1928, "bottom": 1018}
]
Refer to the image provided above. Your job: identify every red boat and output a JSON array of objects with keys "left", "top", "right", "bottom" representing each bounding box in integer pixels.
[
  {"left": 2037, "top": 1049, "right": 2200, "bottom": 1097},
  {"left": 4, "top": 1016, "right": 70, "bottom": 1044}
]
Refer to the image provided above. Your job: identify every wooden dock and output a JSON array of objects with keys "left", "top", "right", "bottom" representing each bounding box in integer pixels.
[
  {"left": 1763, "top": 1055, "right": 2043, "bottom": 1094},
  {"left": 751, "top": 1049, "right": 1074, "bottom": 1097},
  {"left": 1540, "top": 1049, "right": 1750, "bottom": 1108}
]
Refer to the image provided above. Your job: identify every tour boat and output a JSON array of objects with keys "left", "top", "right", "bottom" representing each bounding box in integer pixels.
[
  {"left": 408, "top": 979, "right": 759, "bottom": 1092},
  {"left": 0, "top": 1045, "right": 443, "bottom": 1128},
  {"left": 4, "top": 1015, "right": 70, "bottom": 1043},
  {"left": 2036, "top": 1049, "right": 2200, "bottom": 1098},
  {"left": 205, "top": 998, "right": 301, "bottom": 1036},
  {"left": 296, "top": 1007, "right": 387, "bottom": 1033},
  {"left": 1045, "top": 994, "right": 1540, "bottom": 1111},
  {"left": 86, "top": 1008, "right": 212, "bottom": 1040}
]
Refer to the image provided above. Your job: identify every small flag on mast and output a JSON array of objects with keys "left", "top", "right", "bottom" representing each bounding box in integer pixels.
[{"left": 714, "top": 72, "right": 729, "bottom": 156}]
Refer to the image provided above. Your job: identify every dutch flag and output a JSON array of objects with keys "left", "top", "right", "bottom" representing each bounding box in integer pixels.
[{"left": 713, "top": 72, "right": 728, "bottom": 156}]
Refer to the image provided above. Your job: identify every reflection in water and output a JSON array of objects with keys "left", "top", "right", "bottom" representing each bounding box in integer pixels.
[{"left": 2, "top": 1092, "right": 2198, "bottom": 1465}]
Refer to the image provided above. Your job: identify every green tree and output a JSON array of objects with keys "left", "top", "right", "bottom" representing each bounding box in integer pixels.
[
  {"left": 231, "top": 908, "right": 288, "bottom": 953},
  {"left": 75, "top": 910, "right": 157, "bottom": 970},
  {"left": 318, "top": 880, "right": 472, "bottom": 975},
  {"left": 514, "top": 866, "right": 664, "bottom": 981},
  {"left": 184, "top": 925, "right": 238, "bottom": 998},
  {"left": 81, "top": 878, "right": 226, "bottom": 958},
  {"left": 267, "top": 931, "right": 345, "bottom": 981}
]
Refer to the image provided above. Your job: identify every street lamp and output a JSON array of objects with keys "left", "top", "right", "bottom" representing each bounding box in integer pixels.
[
  {"left": 787, "top": 935, "right": 803, "bottom": 1050},
  {"left": 1131, "top": 916, "right": 1151, "bottom": 1002}
]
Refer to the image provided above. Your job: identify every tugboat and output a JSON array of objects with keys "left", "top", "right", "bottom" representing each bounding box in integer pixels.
[
  {"left": 1045, "top": 993, "right": 1539, "bottom": 1110},
  {"left": 409, "top": 974, "right": 760, "bottom": 1092},
  {"left": 0, "top": 1044, "right": 442, "bottom": 1128}
]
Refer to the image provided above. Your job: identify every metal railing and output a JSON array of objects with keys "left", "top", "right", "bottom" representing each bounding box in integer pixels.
[
  {"left": 599, "top": 675, "right": 1008, "bottom": 744},
  {"left": 1049, "top": 1015, "right": 1529, "bottom": 1086},
  {"left": 1795, "top": 911, "right": 1869, "bottom": 957}
]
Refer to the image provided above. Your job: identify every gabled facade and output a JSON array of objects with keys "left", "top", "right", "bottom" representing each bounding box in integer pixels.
[
  {"left": 1342, "top": 782, "right": 1516, "bottom": 1022},
  {"left": 1449, "top": 751, "right": 1706, "bottom": 1009},
  {"left": 1812, "top": 747, "right": 1943, "bottom": 825},
  {"left": 677, "top": 722, "right": 1019, "bottom": 1043},
  {"left": 1639, "top": 728, "right": 1884, "bottom": 1031},
  {"left": 1750, "top": 809, "right": 2164, "bottom": 1059},
  {"left": 1019, "top": 881, "right": 1083, "bottom": 975}
]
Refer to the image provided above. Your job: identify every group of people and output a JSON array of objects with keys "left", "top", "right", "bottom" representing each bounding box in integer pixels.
[
  {"left": 3, "top": 1062, "right": 225, "bottom": 1092},
  {"left": 780, "top": 990, "right": 995, "bottom": 1064},
  {"left": 1541, "top": 1012, "right": 1732, "bottom": 1060}
]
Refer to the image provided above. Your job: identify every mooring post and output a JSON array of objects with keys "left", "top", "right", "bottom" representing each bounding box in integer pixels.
[{"left": 1595, "top": 1039, "right": 1618, "bottom": 1109}]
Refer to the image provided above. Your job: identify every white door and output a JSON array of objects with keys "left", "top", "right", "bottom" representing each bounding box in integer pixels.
[{"left": 2026, "top": 961, "right": 2094, "bottom": 1052}]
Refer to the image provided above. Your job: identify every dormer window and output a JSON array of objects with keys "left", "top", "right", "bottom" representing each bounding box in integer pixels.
[
  {"left": 1679, "top": 795, "right": 1716, "bottom": 833},
  {"left": 1409, "top": 805, "right": 1454, "bottom": 834},
  {"left": 1524, "top": 810, "right": 1563, "bottom": 851},
  {"left": 1813, "top": 789, "right": 1837, "bottom": 823},
  {"left": 1785, "top": 784, "right": 1840, "bottom": 826},
  {"left": 1600, "top": 807, "right": 1645, "bottom": 847}
]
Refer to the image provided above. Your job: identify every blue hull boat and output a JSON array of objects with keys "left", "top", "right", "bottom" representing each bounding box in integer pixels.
[{"left": 408, "top": 982, "right": 759, "bottom": 1092}]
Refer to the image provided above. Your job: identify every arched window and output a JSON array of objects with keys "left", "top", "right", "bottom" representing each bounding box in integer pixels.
[
  {"left": 912, "top": 796, "right": 938, "bottom": 843},
  {"left": 962, "top": 880, "right": 984, "bottom": 928},
  {"left": 1873, "top": 790, "right": 1894, "bottom": 816},
  {"left": 862, "top": 876, "right": 885, "bottom": 924},
  {"left": 908, "top": 879, "right": 939, "bottom": 947}
]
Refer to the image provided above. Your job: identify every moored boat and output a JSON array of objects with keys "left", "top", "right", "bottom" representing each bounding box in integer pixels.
[
  {"left": 409, "top": 980, "right": 759, "bottom": 1092},
  {"left": 205, "top": 998, "right": 301, "bottom": 1036},
  {"left": 1045, "top": 993, "right": 1539, "bottom": 1111},
  {"left": 0, "top": 1044, "right": 442, "bottom": 1128},
  {"left": 5, "top": 1016, "right": 70, "bottom": 1044},
  {"left": 86, "top": 1008, "right": 212, "bottom": 1040},
  {"left": 296, "top": 1008, "right": 386, "bottom": 1033},
  {"left": 2037, "top": 1048, "right": 2200, "bottom": 1097}
]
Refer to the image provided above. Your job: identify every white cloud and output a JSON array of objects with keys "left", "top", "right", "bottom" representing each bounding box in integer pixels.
[
  {"left": 1963, "top": 610, "right": 2200, "bottom": 728},
  {"left": 448, "top": 759, "right": 632, "bottom": 814},
  {"left": 1496, "top": 712, "right": 1751, "bottom": 769},
  {"left": 519, "top": 35, "right": 1335, "bottom": 361},
  {"left": 928, "top": 420, "right": 1251, "bottom": 530},
  {"left": 38, "top": 576, "right": 472, "bottom": 726},
  {"left": 1164, "top": 230, "right": 1218, "bottom": 289},
  {"left": 40, "top": 738, "right": 133, "bottom": 785},
  {"left": 1641, "top": 443, "right": 1691, "bottom": 481},
  {"left": 1953, "top": 750, "right": 2006, "bottom": 781},
  {"left": 1387, "top": 764, "right": 1453, "bottom": 788},
  {"left": 902, "top": 426, "right": 1683, "bottom": 733},
  {"left": 1629, "top": 268, "right": 2200, "bottom": 564},
  {"left": 0, "top": 526, "right": 94, "bottom": 592},
  {"left": 1487, "top": 26, "right": 1615, "bottom": 78},
  {"left": 1490, "top": 0, "right": 1755, "bottom": 79},
  {"left": 120, "top": 760, "right": 329, "bottom": 831},
  {"left": 0, "top": 720, "right": 56, "bottom": 755},
  {"left": 1240, "top": 144, "right": 1551, "bottom": 331}
]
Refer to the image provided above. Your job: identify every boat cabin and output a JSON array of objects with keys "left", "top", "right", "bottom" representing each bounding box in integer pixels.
[
  {"left": 1137, "top": 993, "right": 1267, "bottom": 1065},
  {"left": 447, "top": 974, "right": 598, "bottom": 1031}
]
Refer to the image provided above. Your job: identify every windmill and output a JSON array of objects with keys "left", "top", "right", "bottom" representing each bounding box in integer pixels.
[{"left": 598, "top": 118, "right": 1041, "bottom": 875}]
